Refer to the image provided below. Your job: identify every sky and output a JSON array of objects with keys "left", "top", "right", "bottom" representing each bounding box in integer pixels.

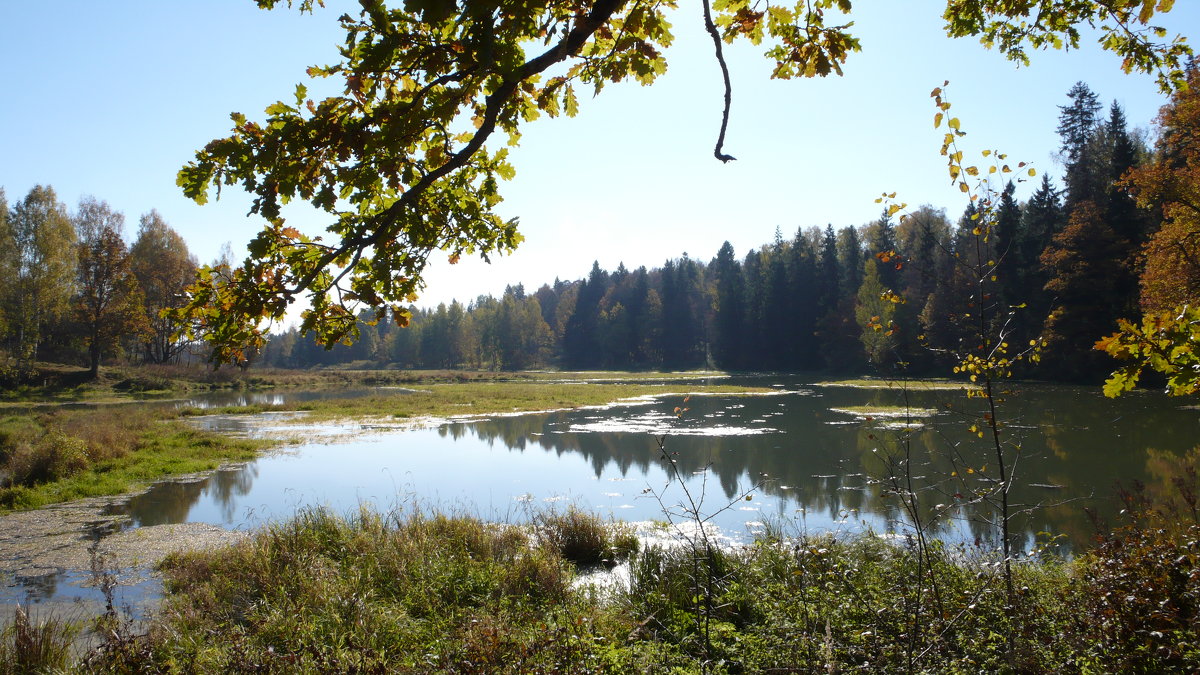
[{"left": 2, "top": 1, "right": 1197, "bottom": 312}]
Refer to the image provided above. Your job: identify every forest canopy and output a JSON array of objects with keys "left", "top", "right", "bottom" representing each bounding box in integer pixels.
[{"left": 174, "top": 0, "right": 1193, "bottom": 364}]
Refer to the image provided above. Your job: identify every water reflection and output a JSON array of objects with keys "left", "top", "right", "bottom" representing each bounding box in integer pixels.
[
  {"left": 177, "top": 387, "right": 417, "bottom": 409},
  {"left": 121, "top": 465, "right": 259, "bottom": 527},
  {"left": 112, "top": 380, "right": 1198, "bottom": 554}
]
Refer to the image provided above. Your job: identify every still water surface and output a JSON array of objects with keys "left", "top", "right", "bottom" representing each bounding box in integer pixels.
[{"left": 120, "top": 378, "right": 1200, "bottom": 553}]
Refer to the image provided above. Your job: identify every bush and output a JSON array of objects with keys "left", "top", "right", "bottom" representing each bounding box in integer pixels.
[
  {"left": 1067, "top": 485, "right": 1200, "bottom": 672},
  {"left": 0, "top": 357, "right": 37, "bottom": 391},
  {"left": 6, "top": 432, "right": 89, "bottom": 487}
]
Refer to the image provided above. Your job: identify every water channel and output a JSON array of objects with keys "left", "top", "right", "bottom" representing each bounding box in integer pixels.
[{"left": 4, "top": 376, "right": 1198, "bottom": 610}]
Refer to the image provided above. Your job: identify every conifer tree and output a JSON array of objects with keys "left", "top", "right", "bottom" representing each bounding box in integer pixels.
[
  {"left": 1058, "top": 81, "right": 1104, "bottom": 207},
  {"left": 562, "top": 262, "right": 608, "bottom": 368},
  {"left": 710, "top": 241, "right": 744, "bottom": 369}
]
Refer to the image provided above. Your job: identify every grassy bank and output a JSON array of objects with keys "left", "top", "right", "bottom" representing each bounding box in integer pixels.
[
  {"left": 0, "top": 406, "right": 268, "bottom": 511},
  {"left": 47, "top": 500, "right": 1198, "bottom": 673}
]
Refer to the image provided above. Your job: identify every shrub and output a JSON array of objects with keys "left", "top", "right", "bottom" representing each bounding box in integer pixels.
[
  {"left": 0, "top": 357, "right": 37, "bottom": 391},
  {"left": 1068, "top": 484, "right": 1200, "bottom": 672},
  {"left": 6, "top": 432, "right": 90, "bottom": 486}
]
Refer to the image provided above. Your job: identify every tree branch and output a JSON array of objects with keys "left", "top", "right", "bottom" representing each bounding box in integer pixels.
[
  {"left": 701, "top": 0, "right": 736, "bottom": 163},
  {"left": 291, "top": 0, "right": 627, "bottom": 298}
]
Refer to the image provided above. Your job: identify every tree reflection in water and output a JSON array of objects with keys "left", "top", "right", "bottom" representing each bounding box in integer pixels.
[
  {"left": 454, "top": 381, "right": 1200, "bottom": 553},
  {"left": 113, "top": 379, "right": 1197, "bottom": 555},
  {"left": 122, "top": 464, "right": 259, "bottom": 527}
]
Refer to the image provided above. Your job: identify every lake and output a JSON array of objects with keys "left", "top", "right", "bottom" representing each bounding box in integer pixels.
[
  {"left": 121, "top": 377, "right": 1200, "bottom": 550},
  {"left": 5, "top": 376, "right": 1198, "bottom": 607}
]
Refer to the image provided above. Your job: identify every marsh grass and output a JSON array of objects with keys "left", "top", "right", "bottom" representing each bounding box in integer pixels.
[
  {"left": 93, "top": 507, "right": 634, "bottom": 672},
  {"left": 829, "top": 405, "right": 939, "bottom": 417},
  {"left": 533, "top": 505, "right": 639, "bottom": 567},
  {"left": 0, "top": 605, "right": 79, "bottom": 674},
  {"left": 815, "top": 377, "right": 977, "bottom": 391},
  {"left": 262, "top": 382, "right": 773, "bottom": 423},
  {"left": 0, "top": 363, "right": 730, "bottom": 406},
  {"left": 71, "top": 501, "right": 1200, "bottom": 674},
  {"left": 3, "top": 379, "right": 768, "bottom": 513}
]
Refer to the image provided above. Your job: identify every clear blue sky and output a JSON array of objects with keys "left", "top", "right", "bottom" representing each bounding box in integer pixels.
[{"left": 1, "top": 1, "right": 1195, "bottom": 310}]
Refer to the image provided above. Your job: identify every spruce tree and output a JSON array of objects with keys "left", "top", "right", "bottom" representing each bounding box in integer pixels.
[{"left": 1057, "top": 82, "right": 1104, "bottom": 207}]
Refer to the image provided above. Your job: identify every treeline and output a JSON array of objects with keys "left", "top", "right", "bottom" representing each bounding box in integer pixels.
[
  {"left": 263, "top": 77, "right": 1199, "bottom": 381},
  {"left": 0, "top": 189, "right": 203, "bottom": 376}
]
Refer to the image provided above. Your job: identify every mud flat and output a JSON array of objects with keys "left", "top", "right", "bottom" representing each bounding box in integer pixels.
[{"left": 0, "top": 491, "right": 245, "bottom": 629}]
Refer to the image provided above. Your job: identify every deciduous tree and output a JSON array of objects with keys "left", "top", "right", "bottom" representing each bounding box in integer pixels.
[
  {"left": 1125, "top": 65, "right": 1200, "bottom": 313},
  {"left": 855, "top": 258, "right": 896, "bottom": 366},
  {"left": 1099, "top": 64, "right": 1200, "bottom": 396},
  {"left": 74, "top": 198, "right": 148, "bottom": 376},
  {"left": 130, "top": 211, "right": 199, "bottom": 364},
  {"left": 2, "top": 186, "right": 77, "bottom": 360}
]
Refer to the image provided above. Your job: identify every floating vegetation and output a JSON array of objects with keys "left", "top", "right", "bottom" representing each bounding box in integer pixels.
[
  {"left": 564, "top": 411, "right": 779, "bottom": 436},
  {"left": 829, "top": 405, "right": 939, "bottom": 418},
  {"left": 815, "top": 378, "right": 976, "bottom": 390}
]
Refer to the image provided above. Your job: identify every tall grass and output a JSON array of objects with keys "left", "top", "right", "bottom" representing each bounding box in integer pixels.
[
  {"left": 75, "top": 500, "right": 1200, "bottom": 673},
  {"left": 89, "top": 506, "right": 638, "bottom": 672},
  {"left": 0, "top": 605, "right": 79, "bottom": 674},
  {"left": 533, "top": 505, "right": 638, "bottom": 567},
  {"left": 0, "top": 408, "right": 166, "bottom": 491}
]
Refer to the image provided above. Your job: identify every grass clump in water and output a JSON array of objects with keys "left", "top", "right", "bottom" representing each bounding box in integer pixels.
[
  {"left": 261, "top": 381, "right": 773, "bottom": 423},
  {"left": 533, "top": 505, "right": 638, "bottom": 567},
  {"left": 815, "top": 377, "right": 977, "bottom": 391},
  {"left": 829, "top": 405, "right": 939, "bottom": 418},
  {"left": 0, "top": 605, "right": 79, "bottom": 674}
]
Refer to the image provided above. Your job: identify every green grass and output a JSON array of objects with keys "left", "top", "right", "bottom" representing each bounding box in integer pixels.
[
  {"left": 830, "top": 405, "right": 939, "bottom": 417},
  {"left": 91, "top": 507, "right": 639, "bottom": 673},
  {"left": 0, "top": 363, "right": 734, "bottom": 407},
  {"left": 2, "top": 380, "right": 771, "bottom": 512}
]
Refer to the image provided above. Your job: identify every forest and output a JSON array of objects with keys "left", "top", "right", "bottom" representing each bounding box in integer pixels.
[{"left": 3, "top": 74, "right": 1199, "bottom": 385}]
